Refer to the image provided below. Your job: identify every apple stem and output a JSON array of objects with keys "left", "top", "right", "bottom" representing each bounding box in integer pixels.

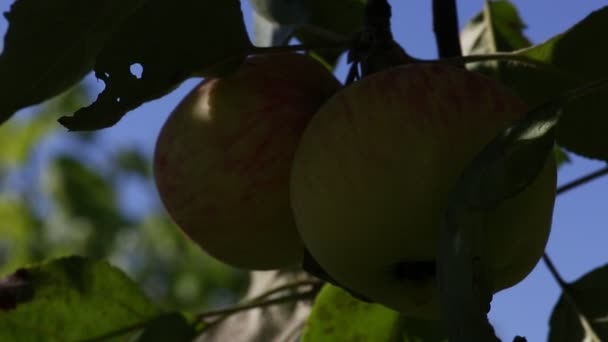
[
  {"left": 345, "top": 0, "right": 415, "bottom": 83},
  {"left": 432, "top": 0, "right": 463, "bottom": 59}
]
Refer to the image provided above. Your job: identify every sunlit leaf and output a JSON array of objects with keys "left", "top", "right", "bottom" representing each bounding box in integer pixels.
[
  {"left": 461, "top": 0, "right": 531, "bottom": 55},
  {"left": 303, "top": 284, "right": 400, "bottom": 342},
  {"left": 0, "top": 256, "right": 159, "bottom": 341}
]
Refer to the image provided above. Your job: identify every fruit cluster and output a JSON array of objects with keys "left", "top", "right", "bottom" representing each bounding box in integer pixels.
[{"left": 154, "top": 53, "right": 556, "bottom": 318}]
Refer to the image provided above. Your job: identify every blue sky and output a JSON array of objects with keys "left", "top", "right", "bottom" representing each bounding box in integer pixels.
[{"left": 1, "top": 1, "right": 607, "bottom": 340}]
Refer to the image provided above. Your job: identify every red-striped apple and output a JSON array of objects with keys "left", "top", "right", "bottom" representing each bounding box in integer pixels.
[
  {"left": 154, "top": 53, "right": 340, "bottom": 270},
  {"left": 290, "top": 63, "right": 556, "bottom": 318}
]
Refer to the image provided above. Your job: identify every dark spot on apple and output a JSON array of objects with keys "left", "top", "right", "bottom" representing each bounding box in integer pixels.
[{"left": 393, "top": 260, "right": 436, "bottom": 283}]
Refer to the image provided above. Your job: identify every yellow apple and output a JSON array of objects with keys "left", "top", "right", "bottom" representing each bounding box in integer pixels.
[
  {"left": 154, "top": 53, "right": 340, "bottom": 270},
  {"left": 290, "top": 63, "right": 556, "bottom": 318}
]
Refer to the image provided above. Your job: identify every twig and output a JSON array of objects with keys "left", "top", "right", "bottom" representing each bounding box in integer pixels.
[
  {"left": 543, "top": 253, "right": 602, "bottom": 341},
  {"left": 432, "top": 0, "right": 463, "bottom": 58},
  {"left": 240, "top": 279, "right": 322, "bottom": 304},
  {"left": 196, "top": 289, "right": 317, "bottom": 323},
  {"left": 557, "top": 165, "right": 608, "bottom": 196},
  {"left": 436, "top": 52, "right": 585, "bottom": 83},
  {"left": 542, "top": 253, "right": 569, "bottom": 289}
]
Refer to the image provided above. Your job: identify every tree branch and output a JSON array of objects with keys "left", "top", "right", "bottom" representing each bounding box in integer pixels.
[
  {"left": 557, "top": 165, "right": 608, "bottom": 196},
  {"left": 432, "top": 0, "right": 463, "bottom": 58}
]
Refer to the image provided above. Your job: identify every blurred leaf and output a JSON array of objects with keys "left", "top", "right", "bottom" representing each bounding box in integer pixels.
[
  {"left": 58, "top": 0, "right": 251, "bottom": 131},
  {"left": 249, "top": 0, "right": 311, "bottom": 25},
  {"left": 135, "top": 312, "right": 197, "bottom": 342},
  {"left": 295, "top": 0, "right": 365, "bottom": 67},
  {"left": 0, "top": 198, "right": 38, "bottom": 273},
  {"left": 0, "top": 0, "right": 143, "bottom": 125},
  {"left": 114, "top": 148, "right": 150, "bottom": 178},
  {"left": 548, "top": 264, "right": 608, "bottom": 342},
  {"left": 110, "top": 214, "right": 247, "bottom": 310},
  {"left": 302, "top": 284, "right": 400, "bottom": 342},
  {"left": 0, "top": 85, "right": 87, "bottom": 168},
  {"left": 468, "top": 6, "right": 608, "bottom": 161},
  {"left": 0, "top": 256, "right": 159, "bottom": 341},
  {"left": 461, "top": 0, "right": 531, "bottom": 55},
  {"left": 48, "top": 155, "right": 127, "bottom": 257}
]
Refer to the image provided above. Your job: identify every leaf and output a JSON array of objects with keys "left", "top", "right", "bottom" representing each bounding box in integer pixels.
[
  {"left": 437, "top": 80, "right": 569, "bottom": 342},
  {"left": 249, "top": 0, "right": 311, "bottom": 25},
  {"left": 48, "top": 155, "right": 127, "bottom": 257},
  {"left": 302, "top": 284, "right": 400, "bottom": 342},
  {"left": 0, "top": 85, "right": 87, "bottom": 168},
  {"left": 461, "top": 0, "right": 531, "bottom": 56},
  {"left": 294, "top": 0, "right": 365, "bottom": 67},
  {"left": 548, "top": 264, "right": 608, "bottom": 342},
  {"left": 113, "top": 147, "right": 150, "bottom": 178},
  {"left": 0, "top": 256, "right": 160, "bottom": 342},
  {"left": 0, "top": 198, "right": 38, "bottom": 276},
  {"left": 135, "top": 312, "right": 197, "bottom": 342},
  {"left": 58, "top": 0, "right": 252, "bottom": 131},
  {"left": 0, "top": 0, "right": 143, "bottom": 125},
  {"left": 471, "top": 6, "right": 608, "bottom": 161},
  {"left": 438, "top": 74, "right": 607, "bottom": 342}
]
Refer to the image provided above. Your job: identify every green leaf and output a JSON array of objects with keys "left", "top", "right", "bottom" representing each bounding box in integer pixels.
[
  {"left": 548, "top": 264, "right": 608, "bottom": 342},
  {"left": 461, "top": 0, "right": 531, "bottom": 56},
  {"left": 553, "top": 145, "right": 571, "bottom": 168},
  {"left": 436, "top": 79, "right": 573, "bottom": 342},
  {"left": 0, "top": 85, "right": 87, "bottom": 168},
  {"left": 471, "top": 6, "right": 608, "bottom": 161},
  {"left": 0, "top": 256, "right": 160, "bottom": 342},
  {"left": 113, "top": 148, "right": 150, "bottom": 178},
  {"left": 302, "top": 284, "right": 400, "bottom": 342},
  {"left": 58, "top": 0, "right": 252, "bottom": 131},
  {"left": 135, "top": 312, "right": 197, "bottom": 342},
  {"left": 47, "top": 155, "right": 127, "bottom": 257},
  {"left": 439, "top": 76, "right": 607, "bottom": 341},
  {"left": 0, "top": 198, "right": 38, "bottom": 274},
  {"left": 0, "top": 0, "right": 143, "bottom": 125},
  {"left": 295, "top": 0, "right": 366, "bottom": 67}
]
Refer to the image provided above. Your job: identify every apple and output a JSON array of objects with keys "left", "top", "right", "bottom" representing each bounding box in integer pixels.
[
  {"left": 290, "top": 63, "right": 557, "bottom": 318},
  {"left": 154, "top": 53, "right": 340, "bottom": 270}
]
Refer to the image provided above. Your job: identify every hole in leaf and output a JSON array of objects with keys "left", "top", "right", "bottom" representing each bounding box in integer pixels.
[{"left": 130, "top": 63, "right": 143, "bottom": 79}]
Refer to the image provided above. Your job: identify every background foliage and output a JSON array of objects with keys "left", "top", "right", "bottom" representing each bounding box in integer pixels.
[{"left": 0, "top": 0, "right": 607, "bottom": 341}]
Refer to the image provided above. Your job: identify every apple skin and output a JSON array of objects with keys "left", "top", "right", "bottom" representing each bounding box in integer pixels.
[
  {"left": 290, "top": 63, "right": 557, "bottom": 318},
  {"left": 154, "top": 53, "right": 341, "bottom": 270}
]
